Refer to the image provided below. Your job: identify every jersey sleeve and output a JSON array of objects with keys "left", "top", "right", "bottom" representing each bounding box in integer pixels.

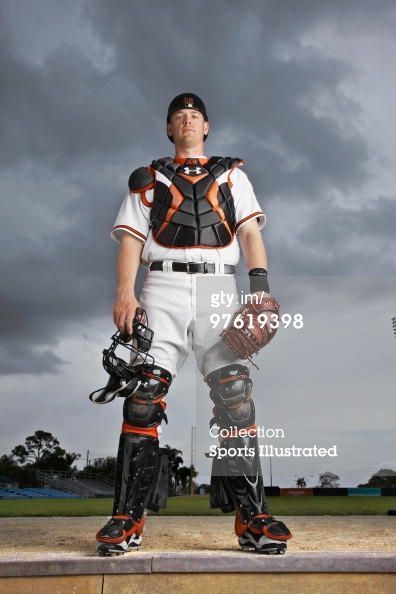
[
  {"left": 230, "top": 167, "right": 266, "bottom": 234},
  {"left": 110, "top": 190, "right": 152, "bottom": 244}
]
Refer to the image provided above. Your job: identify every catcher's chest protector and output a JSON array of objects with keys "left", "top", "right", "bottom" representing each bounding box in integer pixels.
[{"left": 149, "top": 156, "right": 242, "bottom": 248}]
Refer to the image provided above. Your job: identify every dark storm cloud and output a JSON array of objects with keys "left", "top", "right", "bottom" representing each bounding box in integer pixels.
[
  {"left": 0, "top": 36, "right": 146, "bottom": 171},
  {"left": 277, "top": 196, "right": 396, "bottom": 276},
  {"left": 304, "top": 196, "right": 396, "bottom": 245},
  {"left": 1, "top": 0, "right": 395, "bottom": 374},
  {"left": 0, "top": 0, "right": 374, "bottom": 190},
  {"left": 87, "top": 0, "right": 370, "bottom": 197},
  {"left": 0, "top": 343, "right": 64, "bottom": 375},
  {"left": 0, "top": 173, "right": 131, "bottom": 374}
]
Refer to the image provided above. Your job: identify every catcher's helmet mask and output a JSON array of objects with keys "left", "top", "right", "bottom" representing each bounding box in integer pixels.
[{"left": 89, "top": 308, "right": 155, "bottom": 404}]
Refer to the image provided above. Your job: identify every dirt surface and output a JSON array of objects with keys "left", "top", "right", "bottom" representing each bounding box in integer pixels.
[{"left": 0, "top": 516, "right": 395, "bottom": 557}]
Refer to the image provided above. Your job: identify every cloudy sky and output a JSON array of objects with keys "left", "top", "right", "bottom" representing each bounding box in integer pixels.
[{"left": 1, "top": 0, "right": 395, "bottom": 488}]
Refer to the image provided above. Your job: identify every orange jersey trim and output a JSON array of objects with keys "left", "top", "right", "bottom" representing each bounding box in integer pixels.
[
  {"left": 235, "top": 211, "right": 265, "bottom": 231},
  {"left": 140, "top": 190, "right": 153, "bottom": 207},
  {"left": 112, "top": 225, "right": 146, "bottom": 242},
  {"left": 227, "top": 160, "right": 244, "bottom": 188},
  {"left": 129, "top": 188, "right": 153, "bottom": 207},
  {"left": 174, "top": 157, "right": 209, "bottom": 165}
]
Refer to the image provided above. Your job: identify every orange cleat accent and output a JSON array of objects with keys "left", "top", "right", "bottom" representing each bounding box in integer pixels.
[{"left": 96, "top": 515, "right": 145, "bottom": 545}]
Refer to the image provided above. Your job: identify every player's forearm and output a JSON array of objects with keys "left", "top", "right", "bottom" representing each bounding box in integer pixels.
[
  {"left": 116, "top": 233, "right": 143, "bottom": 292},
  {"left": 238, "top": 222, "right": 271, "bottom": 295},
  {"left": 238, "top": 227, "right": 268, "bottom": 271}
]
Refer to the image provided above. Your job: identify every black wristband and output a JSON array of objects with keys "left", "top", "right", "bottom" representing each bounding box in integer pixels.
[
  {"left": 249, "top": 268, "right": 268, "bottom": 276},
  {"left": 249, "top": 268, "right": 269, "bottom": 293}
]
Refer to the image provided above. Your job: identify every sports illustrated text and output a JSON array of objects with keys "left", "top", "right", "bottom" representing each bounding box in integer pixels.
[
  {"left": 208, "top": 444, "right": 338, "bottom": 459},
  {"left": 208, "top": 425, "right": 338, "bottom": 459}
]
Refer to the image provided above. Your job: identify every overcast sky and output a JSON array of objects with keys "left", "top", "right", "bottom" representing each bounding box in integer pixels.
[{"left": 1, "top": 0, "right": 395, "bottom": 488}]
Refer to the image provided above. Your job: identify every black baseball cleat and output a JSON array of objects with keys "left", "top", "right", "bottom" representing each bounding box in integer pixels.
[
  {"left": 238, "top": 534, "right": 287, "bottom": 555},
  {"left": 96, "top": 515, "right": 144, "bottom": 556},
  {"left": 97, "top": 535, "right": 143, "bottom": 556},
  {"left": 236, "top": 513, "right": 292, "bottom": 555}
]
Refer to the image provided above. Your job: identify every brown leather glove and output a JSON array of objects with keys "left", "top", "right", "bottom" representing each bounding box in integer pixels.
[{"left": 220, "top": 294, "right": 280, "bottom": 367}]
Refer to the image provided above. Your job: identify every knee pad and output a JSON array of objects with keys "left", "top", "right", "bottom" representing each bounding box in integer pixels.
[
  {"left": 123, "top": 364, "right": 172, "bottom": 428},
  {"left": 205, "top": 364, "right": 254, "bottom": 429}
]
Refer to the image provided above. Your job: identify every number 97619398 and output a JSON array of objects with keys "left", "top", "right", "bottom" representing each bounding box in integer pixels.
[{"left": 209, "top": 312, "right": 304, "bottom": 330}]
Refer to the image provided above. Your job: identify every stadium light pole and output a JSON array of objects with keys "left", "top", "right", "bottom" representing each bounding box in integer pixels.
[
  {"left": 388, "top": 318, "right": 396, "bottom": 515},
  {"left": 392, "top": 317, "right": 396, "bottom": 338},
  {"left": 190, "top": 426, "right": 196, "bottom": 495}
]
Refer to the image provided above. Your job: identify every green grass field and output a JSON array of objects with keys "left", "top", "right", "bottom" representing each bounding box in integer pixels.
[{"left": 1, "top": 495, "right": 396, "bottom": 517}]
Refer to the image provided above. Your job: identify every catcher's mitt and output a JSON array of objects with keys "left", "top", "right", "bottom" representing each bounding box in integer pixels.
[{"left": 220, "top": 295, "right": 280, "bottom": 368}]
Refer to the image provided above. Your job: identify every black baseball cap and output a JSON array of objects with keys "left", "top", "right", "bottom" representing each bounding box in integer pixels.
[{"left": 167, "top": 93, "right": 209, "bottom": 142}]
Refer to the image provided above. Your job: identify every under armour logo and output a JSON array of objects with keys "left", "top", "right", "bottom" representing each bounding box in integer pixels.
[{"left": 183, "top": 166, "right": 202, "bottom": 175}]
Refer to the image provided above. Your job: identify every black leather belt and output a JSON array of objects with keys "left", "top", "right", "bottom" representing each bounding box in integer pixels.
[{"left": 149, "top": 261, "right": 235, "bottom": 274}]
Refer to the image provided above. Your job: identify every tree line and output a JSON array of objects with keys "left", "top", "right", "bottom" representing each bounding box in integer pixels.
[
  {"left": 1, "top": 430, "right": 395, "bottom": 491},
  {"left": 0, "top": 430, "right": 198, "bottom": 494},
  {"left": 294, "top": 469, "right": 396, "bottom": 489}
]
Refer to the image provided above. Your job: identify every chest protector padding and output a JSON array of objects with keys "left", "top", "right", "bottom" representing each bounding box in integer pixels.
[{"left": 149, "top": 156, "right": 242, "bottom": 248}]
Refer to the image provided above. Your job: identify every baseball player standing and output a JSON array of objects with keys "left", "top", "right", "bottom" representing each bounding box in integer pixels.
[{"left": 95, "top": 93, "right": 292, "bottom": 555}]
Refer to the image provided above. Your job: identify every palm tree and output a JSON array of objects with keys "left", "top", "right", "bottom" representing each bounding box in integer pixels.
[{"left": 162, "top": 444, "right": 183, "bottom": 495}]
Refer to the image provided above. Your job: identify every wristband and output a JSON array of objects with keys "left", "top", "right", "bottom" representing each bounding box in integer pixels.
[{"left": 249, "top": 268, "right": 269, "bottom": 293}]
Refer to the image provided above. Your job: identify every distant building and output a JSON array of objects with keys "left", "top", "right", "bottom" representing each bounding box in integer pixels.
[{"left": 195, "top": 483, "right": 210, "bottom": 495}]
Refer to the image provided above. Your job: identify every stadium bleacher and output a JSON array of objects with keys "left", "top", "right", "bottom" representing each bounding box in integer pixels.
[{"left": 0, "top": 487, "right": 80, "bottom": 499}]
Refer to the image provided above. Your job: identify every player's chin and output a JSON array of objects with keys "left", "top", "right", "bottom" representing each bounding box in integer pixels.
[
  {"left": 181, "top": 134, "right": 199, "bottom": 146},
  {"left": 180, "top": 135, "right": 195, "bottom": 144}
]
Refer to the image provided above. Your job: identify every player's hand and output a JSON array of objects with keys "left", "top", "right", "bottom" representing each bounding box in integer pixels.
[{"left": 113, "top": 285, "right": 140, "bottom": 335}]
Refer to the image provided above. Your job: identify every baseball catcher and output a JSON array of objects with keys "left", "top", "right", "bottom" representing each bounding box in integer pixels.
[{"left": 91, "top": 93, "right": 292, "bottom": 555}]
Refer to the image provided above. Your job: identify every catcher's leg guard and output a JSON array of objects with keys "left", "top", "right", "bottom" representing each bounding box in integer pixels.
[
  {"left": 205, "top": 364, "right": 292, "bottom": 554},
  {"left": 96, "top": 433, "right": 160, "bottom": 556},
  {"left": 96, "top": 364, "right": 171, "bottom": 556}
]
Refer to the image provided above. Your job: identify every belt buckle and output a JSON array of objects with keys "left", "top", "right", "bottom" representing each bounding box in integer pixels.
[{"left": 186, "top": 262, "right": 195, "bottom": 274}]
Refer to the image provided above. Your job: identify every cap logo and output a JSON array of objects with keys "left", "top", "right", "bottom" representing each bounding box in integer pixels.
[{"left": 184, "top": 96, "right": 194, "bottom": 107}]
